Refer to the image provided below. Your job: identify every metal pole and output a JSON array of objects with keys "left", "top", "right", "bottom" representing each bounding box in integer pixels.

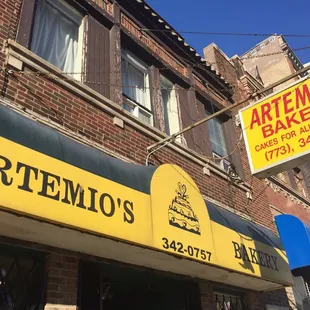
[{"left": 147, "top": 64, "right": 310, "bottom": 151}]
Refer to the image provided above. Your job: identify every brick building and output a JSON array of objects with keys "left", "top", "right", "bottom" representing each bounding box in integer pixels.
[
  {"left": 240, "top": 35, "right": 310, "bottom": 208},
  {"left": 0, "top": 1, "right": 304, "bottom": 310},
  {"left": 204, "top": 41, "right": 310, "bottom": 309},
  {"left": 241, "top": 35, "right": 306, "bottom": 90}
]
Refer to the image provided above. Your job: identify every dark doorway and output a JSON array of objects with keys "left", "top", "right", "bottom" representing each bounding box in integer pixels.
[
  {"left": 0, "top": 243, "right": 46, "bottom": 310},
  {"left": 79, "top": 260, "right": 201, "bottom": 310}
]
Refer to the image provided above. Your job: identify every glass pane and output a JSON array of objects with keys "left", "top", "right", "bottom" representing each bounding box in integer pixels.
[
  {"left": 31, "top": 0, "right": 82, "bottom": 73},
  {"left": 123, "top": 102, "right": 134, "bottom": 113},
  {"left": 215, "top": 293, "right": 247, "bottom": 310},
  {"left": 161, "top": 87, "right": 171, "bottom": 134},
  {"left": 207, "top": 118, "right": 227, "bottom": 157},
  {"left": 138, "top": 109, "right": 151, "bottom": 125},
  {"left": 0, "top": 254, "right": 45, "bottom": 310},
  {"left": 122, "top": 59, "right": 146, "bottom": 106}
]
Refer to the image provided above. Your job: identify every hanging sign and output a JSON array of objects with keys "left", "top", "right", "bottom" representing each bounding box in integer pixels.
[{"left": 239, "top": 77, "right": 310, "bottom": 178}]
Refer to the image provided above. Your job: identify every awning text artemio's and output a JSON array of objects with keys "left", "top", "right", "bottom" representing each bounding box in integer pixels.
[
  {"left": 0, "top": 154, "right": 135, "bottom": 225},
  {"left": 0, "top": 105, "right": 292, "bottom": 286}
]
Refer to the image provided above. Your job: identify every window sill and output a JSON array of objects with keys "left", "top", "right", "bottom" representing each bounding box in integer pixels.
[{"left": 6, "top": 40, "right": 252, "bottom": 194}]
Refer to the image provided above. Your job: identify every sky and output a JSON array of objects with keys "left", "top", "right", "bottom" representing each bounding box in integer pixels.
[{"left": 146, "top": 0, "right": 310, "bottom": 64}]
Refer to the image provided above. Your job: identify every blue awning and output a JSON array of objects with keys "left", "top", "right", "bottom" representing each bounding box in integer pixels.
[{"left": 275, "top": 214, "right": 310, "bottom": 271}]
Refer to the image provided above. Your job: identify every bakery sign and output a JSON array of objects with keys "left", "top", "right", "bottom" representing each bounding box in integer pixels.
[
  {"left": 239, "top": 76, "right": 310, "bottom": 178},
  {"left": 0, "top": 105, "right": 292, "bottom": 286}
]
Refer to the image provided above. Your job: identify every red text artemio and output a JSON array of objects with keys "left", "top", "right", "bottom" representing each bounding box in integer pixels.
[{"left": 250, "top": 83, "right": 310, "bottom": 138}]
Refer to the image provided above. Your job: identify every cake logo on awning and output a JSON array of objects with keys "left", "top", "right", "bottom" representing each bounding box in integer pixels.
[{"left": 168, "top": 183, "right": 200, "bottom": 235}]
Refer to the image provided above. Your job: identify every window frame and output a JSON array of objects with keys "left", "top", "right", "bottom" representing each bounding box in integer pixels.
[
  {"left": 214, "top": 291, "right": 248, "bottom": 310},
  {"left": 16, "top": 0, "right": 85, "bottom": 81},
  {"left": 160, "top": 74, "right": 180, "bottom": 136},
  {"left": 205, "top": 110, "right": 228, "bottom": 159},
  {"left": 29, "top": 0, "right": 85, "bottom": 81},
  {"left": 121, "top": 50, "right": 153, "bottom": 126}
]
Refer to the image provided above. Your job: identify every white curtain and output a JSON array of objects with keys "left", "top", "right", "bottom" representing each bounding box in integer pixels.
[
  {"left": 122, "top": 58, "right": 146, "bottom": 106},
  {"left": 161, "top": 87, "right": 171, "bottom": 134},
  {"left": 31, "top": 0, "right": 81, "bottom": 73}
]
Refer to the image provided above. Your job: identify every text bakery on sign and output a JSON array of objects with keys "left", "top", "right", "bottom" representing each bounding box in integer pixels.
[{"left": 239, "top": 77, "right": 310, "bottom": 178}]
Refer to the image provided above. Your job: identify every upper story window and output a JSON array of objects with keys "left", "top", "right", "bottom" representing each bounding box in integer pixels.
[
  {"left": 160, "top": 75, "right": 180, "bottom": 136},
  {"left": 30, "top": 0, "right": 84, "bottom": 79},
  {"left": 206, "top": 114, "right": 228, "bottom": 157},
  {"left": 205, "top": 109, "right": 229, "bottom": 170},
  {"left": 121, "top": 50, "right": 153, "bottom": 125}
]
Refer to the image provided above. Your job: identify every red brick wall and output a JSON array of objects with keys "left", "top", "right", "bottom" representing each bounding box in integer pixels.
[
  {"left": 200, "top": 282, "right": 216, "bottom": 310},
  {"left": 248, "top": 289, "right": 292, "bottom": 310},
  {"left": 267, "top": 186, "right": 310, "bottom": 225},
  {"left": 45, "top": 254, "right": 79, "bottom": 310}
]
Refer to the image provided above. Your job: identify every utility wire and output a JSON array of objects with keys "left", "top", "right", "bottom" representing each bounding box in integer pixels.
[
  {"left": 3, "top": 65, "right": 307, "bottom": 165},
  {"left": 141, "top": 29, "right": 310, "bottom": 38},
  {"left": 148, "top": 64, "right": 310, "bottom": 151},
  {"left": 6, "top": 43, "right": 310, "bottom": 82},
  {"left": 3, "top": 64, "right": 297, "bottom": 164},
  {"left": 7, "top": 69, "right": 235, "bottom": 92}
]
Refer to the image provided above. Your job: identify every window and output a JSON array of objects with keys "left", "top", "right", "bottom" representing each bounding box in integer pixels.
[
  {"left": 206, "top": 113, "right": 227, "bottom": 157},
  {"left": 121, "top": 51, "right": 153, "bottom": 125},
  {"left": 80, "top": 260, "right": 199, "bottom": 310},
  {"left": 0, "top": 245, "right": 46, "bottom": 310},
  {"left": 160, "top": 75, "right": 180, "bottom": 136},
  {"left": 215, "top": 292, "right": 248, "bottom": 310},
  {"left": 30, "top": 0, "right": 84, "bottom": 79}
]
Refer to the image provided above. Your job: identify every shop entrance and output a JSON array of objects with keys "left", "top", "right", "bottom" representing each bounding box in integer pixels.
[
  {"left": 0, "top": 243, "right": 46, "bottom": 310},
  {"left": 79, "top": 260, "right": 201, "bottom": 310}
]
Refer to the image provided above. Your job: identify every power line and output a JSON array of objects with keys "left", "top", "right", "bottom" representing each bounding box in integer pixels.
[
  {"left": 241, "top": 45, "right": 310, "bottom": 60},
  {"left": 7, "top": 69, "right": 236, "bottom": 92},
  {"left": 4, "top": 64, "right": 297, "bottom": 164},
  {"left": 5, "top": 42, "right": 310, "bottom": 86},
  {"left": 3, "top": 65, "right": 307, "bottom": 166},
  {"left": 148, "top": 63, "right": 310, "bottom": 151},
  {"left": 141, "top": 29, "right": 310, "bottom": 38}
]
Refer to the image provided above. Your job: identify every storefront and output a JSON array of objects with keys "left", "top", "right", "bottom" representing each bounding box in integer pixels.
[{"left": 0, "top": 105, "right": 293, "bottom": 309}]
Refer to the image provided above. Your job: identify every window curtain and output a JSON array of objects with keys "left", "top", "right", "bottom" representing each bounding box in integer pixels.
[
  {"left": 31, "top": 0, "right": 81, "bottom": 73},
  {"left": 207, "top": 118, "right": 227, "bottom": 157},
  {"left": 161, "top": 87, "right": 171, "bottom": 134},
  {"left": 122, "top": 59, "right": 145, "bottom": 106}
]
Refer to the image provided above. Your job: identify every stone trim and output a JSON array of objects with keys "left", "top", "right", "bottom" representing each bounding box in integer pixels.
[{"left": 267, "top": 177, "right": 310, "bottom": 209}]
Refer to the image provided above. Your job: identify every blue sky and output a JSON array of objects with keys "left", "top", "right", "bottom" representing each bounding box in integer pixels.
[{"left": 146, "top": 0, "right": 310, "bottom": 64}]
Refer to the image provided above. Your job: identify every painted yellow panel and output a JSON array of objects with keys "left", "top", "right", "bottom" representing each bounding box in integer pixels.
[
  {"left": 150, "top": 165, "right": 215, "bottom": 264},
  {"left": 212, "top": 221, "right": 293, "bottom": 285},
  {"left": 239, "top": 77, "right": 310, "bottom": 177},
  {"left": 0, "top": 136, "right": 293, "bottom": 286},
  {"left": 0, "top": 137, "right": 152, "bottom": 246}
]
